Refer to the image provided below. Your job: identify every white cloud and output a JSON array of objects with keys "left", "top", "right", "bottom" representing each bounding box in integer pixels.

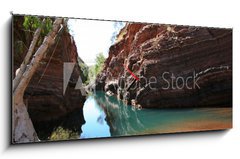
[{"left": 68, "top": 19, "right": 124, "bottom": 66}]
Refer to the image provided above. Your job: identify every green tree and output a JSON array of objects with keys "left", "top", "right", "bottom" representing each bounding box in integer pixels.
[
  {"left": 23, "top": 16, "right": 53, "bottom": 36},
  {"left": 86, "top": 53, "right": 105, "bottom": 84},
  {"left": 94, "top": 53, "right": 105, "bottom": 74}
]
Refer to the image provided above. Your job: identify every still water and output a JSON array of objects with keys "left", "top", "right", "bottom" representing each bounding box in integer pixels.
[
  {"left": 79, "top": 91, "right": 232, "bottom": 139},
  {"left": 80, "top": 94, "right": 111, "bottom": 138}
]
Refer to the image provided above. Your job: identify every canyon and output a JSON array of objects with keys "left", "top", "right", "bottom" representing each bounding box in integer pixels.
[{"left": 12, "top": 17, "right": 232, "bottom": 142}]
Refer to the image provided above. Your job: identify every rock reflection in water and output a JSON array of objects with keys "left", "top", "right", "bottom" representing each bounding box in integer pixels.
[
  {"left": 94, "top": 91, "right": 146, "bottom": 136},
  {"left": 35, "top": 91, "right": 232, "bottom": 141},
  {"left": 92, "top": 91, "right": 232, "bottom": 137},
  {"left": 33, "top": 108, "right": 85, "bottom": 141}
]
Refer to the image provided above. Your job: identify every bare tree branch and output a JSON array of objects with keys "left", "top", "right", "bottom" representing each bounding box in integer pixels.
[
  {"left": 13, "top": 18, "right": 63, "bottom": 143},
  {"left": 13, "top": 19, "right": 45, "bottom": 92}
]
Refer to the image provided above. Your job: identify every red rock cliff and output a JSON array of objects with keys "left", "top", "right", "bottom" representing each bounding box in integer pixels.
[
  {"left": 95, "top": 23, "right": 232, "bottom": 108},
  {"left": 13, "top": 17, "right": 86, "bottom": 122}
]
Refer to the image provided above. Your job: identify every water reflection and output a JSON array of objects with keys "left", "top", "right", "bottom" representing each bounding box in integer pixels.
[
  {"left": 82, "top": 91, "right": 232, "bottom": 137},
  {"left": 80, "top": 95, "right": 111, "bottom": 139},
  {"left": 33, "top": 108, "right": 85, "bottom": 141},
  {"left": 94, "top": 92, "right": 145, "bottom": 136},
  {"left": 35, "top": 91, "right": 232, "bottom": 141}
]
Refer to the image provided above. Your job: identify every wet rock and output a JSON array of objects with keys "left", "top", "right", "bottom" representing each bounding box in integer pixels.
[{"left": 104, "top": 80, "right": 118, "bottom": 94}]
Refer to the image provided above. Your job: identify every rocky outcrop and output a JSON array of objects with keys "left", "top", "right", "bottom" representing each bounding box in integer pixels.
[
  {"left": 25, "top": 30, "right": 86, "bottom": 122},
  {"left": 95, "top": 23, "right": 232, "bottom": 108},
  {"left": 13, "top": 16, "right": 87, "bottom": 125}
]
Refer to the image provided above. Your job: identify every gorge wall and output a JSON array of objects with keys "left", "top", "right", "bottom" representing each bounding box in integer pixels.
[
  {"left": 95, "top": 23, "right": 232, "bottom": 108},
  {"left": 13, "top": 17, "right": 86, "bottom": 138}
]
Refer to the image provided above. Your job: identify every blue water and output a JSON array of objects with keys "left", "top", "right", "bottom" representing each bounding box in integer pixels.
[
  {"left": 80, "top": 95, "right": 110, "bottom": 139},
  {"left": 79, "top": 91, "right": 232, "bottom": 139}
]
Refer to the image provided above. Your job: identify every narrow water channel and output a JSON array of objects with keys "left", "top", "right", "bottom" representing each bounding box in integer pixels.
[{"left": 36, "top": 91, "right": 231, "bottom": 141}]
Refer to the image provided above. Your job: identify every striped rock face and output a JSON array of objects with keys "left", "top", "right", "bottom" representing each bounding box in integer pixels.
[{"left": 95, "top": 23, "right": 232, "bottom": 108}]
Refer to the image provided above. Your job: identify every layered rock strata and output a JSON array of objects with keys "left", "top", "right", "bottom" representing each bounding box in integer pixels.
[{"left": 95, "top": 23, "right": 232, "bottom": 108}]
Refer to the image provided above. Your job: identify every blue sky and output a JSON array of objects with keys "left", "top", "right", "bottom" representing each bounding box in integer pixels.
[{"left": 68, "top": 19, "right": 125, "bottom": 66}]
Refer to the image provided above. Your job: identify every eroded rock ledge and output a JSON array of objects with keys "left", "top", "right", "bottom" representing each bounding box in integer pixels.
[{"left": 95, "top": 23, "right": 232, "bottom": 108}]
